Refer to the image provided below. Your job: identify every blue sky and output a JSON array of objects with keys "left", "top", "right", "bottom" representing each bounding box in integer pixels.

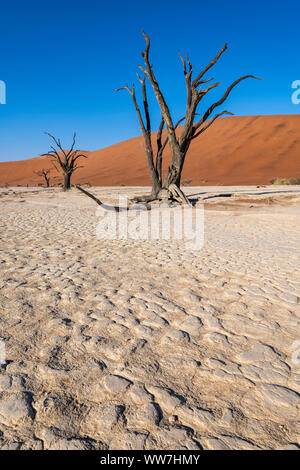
[{"left": 0, "top": 0, "right": 299, "bottom": 162}]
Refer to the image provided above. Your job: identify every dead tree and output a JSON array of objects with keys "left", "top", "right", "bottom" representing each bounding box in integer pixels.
[
  {"left": 42, "top": 132, "right": 87, "bottom": 191},
  {"left": 133, "top": 31, "right": 261, "bottom": 201},
  {"left": 76, "top": 36, "right": 260, "bottom": 210},
  {"left": 34, "top": 168, "right": 51, "bottom": 187},
  {"left": 116, "top": 76, "right": 186, "bottom": 203}
]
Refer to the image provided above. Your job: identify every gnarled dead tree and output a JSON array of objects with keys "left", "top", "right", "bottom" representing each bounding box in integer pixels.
[
  {"left": 42, "top": 132, "right": 87, "bottom": 191},
  {"left": 34, "top": 168, "right": 51, "bottom": 187},
  {"left": 116, "top": 76, "right": 187, "bottom": 203},
  {"left": 76, "top": 35, "right": 260, "bottom": 210},
  {"left": 127, "top": 32, "right": 260, "bottom": 201}
]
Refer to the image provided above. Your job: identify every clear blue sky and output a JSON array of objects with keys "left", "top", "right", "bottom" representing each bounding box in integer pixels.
[{"left": 0, "top": 0, "right": 299, "bottom": 162}]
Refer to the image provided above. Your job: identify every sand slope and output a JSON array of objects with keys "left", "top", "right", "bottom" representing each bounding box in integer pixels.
[{"left": 0, "top": 115, "right": 300, "bottom": 187}]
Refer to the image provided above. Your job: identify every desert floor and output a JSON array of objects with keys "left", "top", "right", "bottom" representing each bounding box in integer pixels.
[{"left": 0, "top": 185, "right": 300, "bottom": 450}]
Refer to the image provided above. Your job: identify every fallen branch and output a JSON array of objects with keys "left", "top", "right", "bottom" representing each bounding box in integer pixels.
[{"left": 76, "top": 185, "right": 151, "bottom": 211}]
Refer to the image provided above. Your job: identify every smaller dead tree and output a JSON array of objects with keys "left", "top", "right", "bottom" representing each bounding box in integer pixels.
[
  {"left": 42, "top": 132, "right": 87, "bottom": 191},
  {"left": 34, "top": 168, "right": 51, "bottom": 187}
]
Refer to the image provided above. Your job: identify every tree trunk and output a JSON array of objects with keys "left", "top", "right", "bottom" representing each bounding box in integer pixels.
[
  {"left": 149, "top": 170, "right": 162, "bottom": 197},
  {"left": 145, "top": 146, "right": 162, "bottom": 196},
  {"left": 63, "top": 173, "right": 71, "bottom": 191},
  {"left": 163, "top": 163, "right": 181, "bottom": 189},
  {"left": 163, "top": 147, "right": 185, "bottom": 189},
  {"left": 130, "top": 144, "right": 162, "bottom": 203}
]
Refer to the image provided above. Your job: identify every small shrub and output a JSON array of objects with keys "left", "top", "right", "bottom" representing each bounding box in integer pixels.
[
  {"left": 182, "top": 179, "right": 192, "bottom": 186},
  {"left": 289, "top": 178, "right": 300, "bottom": 185},
  {"left": 269, "top": 177, "right": 290, "bottom": 185}
]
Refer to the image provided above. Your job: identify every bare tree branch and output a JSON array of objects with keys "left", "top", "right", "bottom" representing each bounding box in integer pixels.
[
  {"left": 179, "top": 51, "right": 193, "bottom": 108},
  {"left": 194, "top": 75, "right": 261, "bottom": 130},
  {"left": 191, "top": 111, "right": 234, "bottom": 139},
  {"left": 116, "top": 83, "right": 147, "bottom": 135},
  {"left": 192, "top": 43, "right": 228, "bottom": 88},
  {"left": 141, "top": 31, "right": 177, "bottom": 140},
  {"left": 116, "top": 74, "right": 162, "bottom": 196}
]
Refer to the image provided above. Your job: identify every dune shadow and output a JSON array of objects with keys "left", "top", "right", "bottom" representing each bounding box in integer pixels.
[{"left": 187, "top": 188, "right": 300, "bottom": 201}]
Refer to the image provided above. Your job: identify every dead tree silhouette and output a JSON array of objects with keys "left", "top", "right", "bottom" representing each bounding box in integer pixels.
[
  {"left": 42, "top": 132, "right": 87, "bottom": 191},
  {"left": 34, "top": 168, "right": 52, "bottom": 187},
  {"left": 116, "top": 32, "right": 260, "bottom": 204}
]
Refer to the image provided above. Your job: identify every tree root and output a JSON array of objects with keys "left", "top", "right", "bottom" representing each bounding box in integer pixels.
[
  {"left": 129, "top": 193, "right": 159, "bottom": 204},
  {"left": 168, "top": 184, "right": 192, "bottom": 206},
  {"left": 76, "top": 184, "right": 192, "bottom": 211},
  {"left": 131, "top": 185, "right": 191, "bottom": 206}
]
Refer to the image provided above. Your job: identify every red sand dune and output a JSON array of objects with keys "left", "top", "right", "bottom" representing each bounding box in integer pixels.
[{"left": 1, "top": 115, "right": 300, "bottom": 187}]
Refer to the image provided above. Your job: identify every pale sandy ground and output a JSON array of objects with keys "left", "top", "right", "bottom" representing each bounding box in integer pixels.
[{"left": 0, "top": 185, "right": 300, "bottom": 450}]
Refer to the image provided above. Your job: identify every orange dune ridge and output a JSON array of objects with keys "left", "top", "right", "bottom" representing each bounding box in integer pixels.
[{"left": 0, "top": 115, "right": 300, "bottom": 187}]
